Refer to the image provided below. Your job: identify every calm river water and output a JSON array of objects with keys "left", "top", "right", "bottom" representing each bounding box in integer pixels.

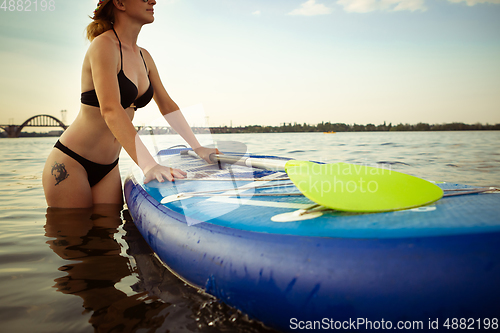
[{"left": 0, "top": 131, "right": 499, "bottom": 332}]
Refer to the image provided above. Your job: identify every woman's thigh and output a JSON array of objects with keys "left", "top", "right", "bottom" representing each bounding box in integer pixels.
[
  {"left": 43, "top": 149, "right": 93, "bottom": 208},
  {"left": 91, "top": 164, "right": 123, "bottom": 205}
]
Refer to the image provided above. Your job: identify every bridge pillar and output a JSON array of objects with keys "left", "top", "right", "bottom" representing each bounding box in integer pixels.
[{"left": 5, "top": 125, "right": 21, "bottom": 138}]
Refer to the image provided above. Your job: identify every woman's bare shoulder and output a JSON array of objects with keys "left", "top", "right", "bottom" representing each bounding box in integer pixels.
[
  {"left": 139, "top": 47, "right": 153, "bottom": 61},
  {"left": 87, "top": 31, "right": 119, "bottom": 57},
  {"left": 138, "top": 47, "right": 158, "bottom": 71}
]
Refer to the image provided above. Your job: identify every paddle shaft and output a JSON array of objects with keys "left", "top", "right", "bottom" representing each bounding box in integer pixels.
[{"left": 184, "top": 150, "right": 288, "bottom": 171}]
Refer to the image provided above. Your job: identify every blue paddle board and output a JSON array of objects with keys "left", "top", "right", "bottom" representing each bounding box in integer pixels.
[{"left": 124, "top": 147, "right": 500, "bottom": 332}]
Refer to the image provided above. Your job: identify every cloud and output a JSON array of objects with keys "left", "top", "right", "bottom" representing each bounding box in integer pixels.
[
  {"left": 288, "top": 0, "right": 334, "bottom": 16},
  {"left": 252, "top": 10, "right": 261, "bottom": 15},
  {"left": 337, "top": 0, "right": 427, "bottom": 13},
  {"left": 447, "top": 0, "right": 500, "bottom": 5}
]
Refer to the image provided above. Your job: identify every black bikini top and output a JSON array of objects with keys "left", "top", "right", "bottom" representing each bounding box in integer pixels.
[{"left": 81, "top": 28, "right": 154, "bottom": 110}]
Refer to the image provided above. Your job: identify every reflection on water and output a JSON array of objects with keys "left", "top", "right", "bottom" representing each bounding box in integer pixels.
[
  {"left": 44, "top": 205, "right": 277, "bottom": 333},
  {"left": 45, "top": 205, "right": 161, "bottom": 332}
]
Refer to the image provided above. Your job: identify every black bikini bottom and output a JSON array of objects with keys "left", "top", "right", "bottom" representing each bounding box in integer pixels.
[{"left": 54, "top": 140, "right": 119, "bottom": 187}]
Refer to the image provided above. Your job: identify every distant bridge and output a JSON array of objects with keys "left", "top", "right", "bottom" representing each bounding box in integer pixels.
[{"left": 0, "top": 115, "right": 68, "bottom": 138}]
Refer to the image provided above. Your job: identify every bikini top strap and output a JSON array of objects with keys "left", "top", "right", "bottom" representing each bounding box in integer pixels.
[
  {"left": 111, "top": 27, "right": 123, "bottom": 70},
  {"left": 139, "top": 50, "right": 148, "bottom": 73}
]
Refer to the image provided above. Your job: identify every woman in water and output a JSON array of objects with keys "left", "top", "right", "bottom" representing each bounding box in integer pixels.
[{"left": 43, "top": 0, "right": 216, "bottom": 208}]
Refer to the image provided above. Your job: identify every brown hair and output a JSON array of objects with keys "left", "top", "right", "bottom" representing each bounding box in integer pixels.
[{"left": 86, "top": 0, "right": 115, "bottom": 41}]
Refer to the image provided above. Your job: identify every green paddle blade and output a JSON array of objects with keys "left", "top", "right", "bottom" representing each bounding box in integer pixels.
[{"left": 285, "top": 161, "right": 443, "bottom": 212}]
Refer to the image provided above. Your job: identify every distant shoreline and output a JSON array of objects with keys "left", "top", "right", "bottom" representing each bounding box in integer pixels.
[
  {"left": 138, "top": 121, "right": 500, "bottom": 135},
  {"left": 1, "top": 122, "right": 499, "bottom": 138},
  {"left": 207, "top": 122, "right": 500, "bottom": 134}
]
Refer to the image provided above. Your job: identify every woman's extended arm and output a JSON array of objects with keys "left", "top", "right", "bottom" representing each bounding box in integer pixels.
[{"left": 142, "top": 49, "right": 219, "bottom": 163}]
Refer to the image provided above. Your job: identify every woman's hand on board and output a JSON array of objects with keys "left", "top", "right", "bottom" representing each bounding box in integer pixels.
[
  {"left": 143, "top": 164, "right": 187, "bottom": 183},
  {"left": 194, "top": 146, "right": 221, "bottom": 164}
]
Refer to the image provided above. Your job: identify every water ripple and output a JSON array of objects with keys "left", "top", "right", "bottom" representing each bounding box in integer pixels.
[{"left": 377, "top": 161, "right": 411, "bottom": 166}]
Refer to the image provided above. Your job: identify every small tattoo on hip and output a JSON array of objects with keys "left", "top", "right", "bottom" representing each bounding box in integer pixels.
[{"left": 51, "top": 161, "right": 69, "bottom": 186}]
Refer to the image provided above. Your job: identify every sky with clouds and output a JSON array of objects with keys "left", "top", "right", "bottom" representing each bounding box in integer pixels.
[{"left": 0, "top": 0, "right": 499, "bottom": 128}]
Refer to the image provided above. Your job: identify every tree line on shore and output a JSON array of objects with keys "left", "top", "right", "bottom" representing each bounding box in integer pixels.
[
  {"left": 209, "top": 122, "right": 500, "bottom": 134},
  {"left": 0, "top": 130, "right": 63, "bottom": 138}
]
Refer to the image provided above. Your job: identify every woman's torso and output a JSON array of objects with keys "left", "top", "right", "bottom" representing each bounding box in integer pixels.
[{"left": 60, "top": 30, "right": 152, "bottom": 164}]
